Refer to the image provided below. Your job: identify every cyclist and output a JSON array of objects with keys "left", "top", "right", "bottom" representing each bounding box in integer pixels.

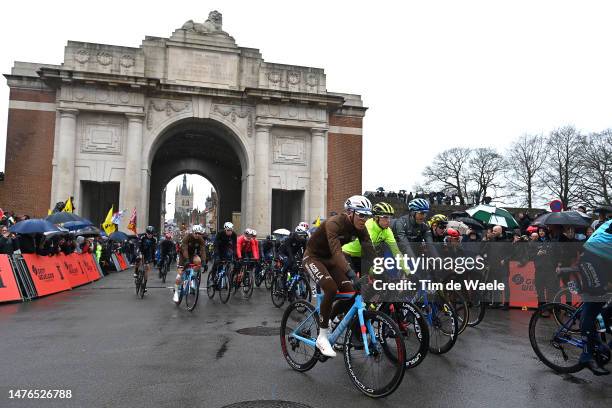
[
  {"left": 172, "top": 224, "right": 207, "bottom": 303},
  {"left": 138, "top": 226, "right": 157, "bottom": 293},
  {"left": 429, "top": 214, "right": 448, "bottom": 243},
  {"left": 211, "top": 222, "right": 238, "bottom": 279},
  {"left": 564, "top": 219, "right": 612, "bottom": 375},
  {"left": 158, "top": 232, "right": 175, "bottom": 277},
  {"left": 303, "top": 195, "right": 375, "bottom": 358},
  {"left": 277, "top": 225, "right": 309, "bottom": 284},
  {"left": 342, "top": 202, "right": 409, "bottom": 276},
  {"left": 237, "top": 228, "right": 260, "bottom": 261},
  {"left": 391, "top": 198, "right": 433, "bottom": 252}
]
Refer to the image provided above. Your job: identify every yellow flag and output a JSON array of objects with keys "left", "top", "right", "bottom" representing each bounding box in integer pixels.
[
  {"left": 314, "top": 216, "right": 321, "bottom": 227},
  {"left": 102, "top": 206, "right": 116, "bottom": 235},
  {"left": 47, "top": 209, "right": 52, "bottom": 215},
  {"left": 62, "top": 197, "right": 73, "bottom": 213}
]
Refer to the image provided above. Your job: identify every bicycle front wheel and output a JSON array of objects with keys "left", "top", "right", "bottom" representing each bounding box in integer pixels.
[
  {"left": 185, "top": 275, "right": 200, "bottom": 312},
  {"left": 343, "top": 310, "right": 406, "bottom": 398},
  {"left": 218, "top": 273, "right": 230, "bottom": 304},
  {"left": 271, "top": 275, "right": 286, "bottom": 308},
  {"left": 206, "top": 270, "right": 216, "bottom": 299},
  {"left": 241, "top": 268, "right": 254, "bottom": 299},
  {"left": 529, "top": 302, "right": 583, "bottom": 373},
  {"left": 264, "top": 267, "right": 274, "bottom": 289}
]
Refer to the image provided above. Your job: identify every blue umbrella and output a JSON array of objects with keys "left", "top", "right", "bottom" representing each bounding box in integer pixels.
[
  {"left": 46, "top": 212, "right": 86, "bottom": 224},
  {"left": 62, "top": 219, "right": 94, "bottom": 231},
  {"left": 109, "top": 231, "right": 130, "bottom": 241},
  {"left": 10, "top": 219, "right": 61, "bottom": 234}
]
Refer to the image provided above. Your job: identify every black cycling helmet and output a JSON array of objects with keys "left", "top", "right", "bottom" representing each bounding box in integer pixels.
[{"left": 145, "top": 225, "right": 155, "bottom": 234}]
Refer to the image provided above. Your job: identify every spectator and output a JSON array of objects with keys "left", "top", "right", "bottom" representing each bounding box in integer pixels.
[
  {"left": 406, "top": 191, "right": 414, "bottom": 203},
  {"left": 516, "top": 212, "right": 532, "bottom": 234},
  {"left": 585, "top": 226, "right": 595, "bottom": 240},
  {"left": 485, "top": 225, "right": 511, "bottom": 309},
  {"left": 591, "top": 212, "right": 608, "bottom": 231},
  {"left": 436, "top": 191, "right": 444, "bottom": 205},
  {"left": 0, "top": 225, "right": 19, "bottom": 255}
]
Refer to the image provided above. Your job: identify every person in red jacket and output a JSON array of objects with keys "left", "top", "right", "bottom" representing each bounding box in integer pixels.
[{"left": 236, "top": 228, "right": 260, "bottom": 260}]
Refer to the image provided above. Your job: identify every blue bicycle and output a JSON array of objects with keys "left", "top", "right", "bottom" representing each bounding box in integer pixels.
[
  {"left": 271, "top": 260, "right": 311, "bottom": 308},
  {"left": 207, "top": 259, "right": 232, "bottom": 304},
  {"left": 175, "top": 263, "right": 201, "bottom": 312},
  {"left": 280, "top": 282, "right": 407, "bottom": 398}
]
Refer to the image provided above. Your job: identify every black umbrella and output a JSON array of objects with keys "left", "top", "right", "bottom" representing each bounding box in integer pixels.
[
  {"left": 10, "top": 219, "right": 61, "bottom": 234},
  {"left": 73, "top": 225, "right": 102, "bottom": 237},
  {"left": 593, "top": 205, "right": 612, "bottom": 215},
  {"left": 449, "top": 211, "right": 469, "bottom": 220},
  {"left": 46, "top": 212, "right": 86, "bottom": 224},
  {"left": 109, "top": 231, "right": 130, "bottom": 241},
  {"left": 532, "top": 211, "right": 591, "bottom": 228},
  {"left": 455, "top": 216, "right": 485, "bottom": 230}
]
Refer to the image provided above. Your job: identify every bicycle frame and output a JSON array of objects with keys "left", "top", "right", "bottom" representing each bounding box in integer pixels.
[
  {"left": 290, "top": 293, "right": 377, "bottom": 356},
  {"left": 552, "top": 305, "right": 585, "bottom": 349}
]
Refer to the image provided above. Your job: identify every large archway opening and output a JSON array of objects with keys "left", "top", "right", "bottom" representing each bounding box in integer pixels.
[{"left": 148, "top": 119, "right": 244, "bottom": 233}]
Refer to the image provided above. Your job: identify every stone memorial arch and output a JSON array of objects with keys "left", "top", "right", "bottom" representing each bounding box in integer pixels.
[{"left": 1, "top": 11, "right": 366, "bottom": 234}]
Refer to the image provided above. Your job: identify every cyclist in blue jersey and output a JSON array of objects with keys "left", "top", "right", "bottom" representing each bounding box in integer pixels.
[{"left": 562, "top": 219, "right": 612, "bottom": 375}]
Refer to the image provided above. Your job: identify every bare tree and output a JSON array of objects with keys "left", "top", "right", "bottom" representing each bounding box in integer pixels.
[
  {"left": 577, "top": 129, "right": 612, "bottom": 206},
  {"left": 468, "top": 148, "right": 506, "bottom": 204},
  {"left": 540, "top": 126, "right": 584, "bottom": 208},
  {"left": 423, "top": 147, "right": 472, "bottom": 205},
  {"left": 505, "top": 134, "right": 547, "bottom": 208}
]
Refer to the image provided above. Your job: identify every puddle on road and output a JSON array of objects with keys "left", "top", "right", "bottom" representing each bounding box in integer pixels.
[{"left": 236, "top": 326, "right": 280, "bottom": 336}]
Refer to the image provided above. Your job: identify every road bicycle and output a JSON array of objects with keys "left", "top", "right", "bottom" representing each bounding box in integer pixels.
[
  {"left": 175, "top": 263, "right": 201, "bottom": 312},
  {"left": 134, "top": 265, "right": 146, "bottom": 299},
  {"left": 231, "top": 258, "right": 256, "bottom": 300},
  {"left": 207, "top": 259, "right": 232, "bottom": 304},
  {"left": 271, "top": 260, "right": 311, "bottom": 308},
  {"left": 158, "top": 254, "right": 171, "bottom": 283},
  {"left": 280, "top": 279, "right": 406, "bottom": 398}
]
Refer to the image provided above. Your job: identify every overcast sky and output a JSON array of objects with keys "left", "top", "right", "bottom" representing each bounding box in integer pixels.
[
  {"left": 2, "top": 1, "right": 612, "bottom": 200},
  {"left": 165, "top": 174, "right": 214, "bottom": 221}
]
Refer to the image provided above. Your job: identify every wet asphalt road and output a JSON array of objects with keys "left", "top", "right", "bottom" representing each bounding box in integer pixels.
[{"left": 1, "top": 267, "right": 611, "bottom": 408}]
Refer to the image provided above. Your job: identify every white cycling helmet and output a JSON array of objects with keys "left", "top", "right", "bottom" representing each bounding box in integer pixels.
[
  {"left": 295, "top": 225, "right": 308, "bottom": 233},
  {"left": 192, "top": 224, "right": 204, "bottom": 234},
  {"left": 223, "top": 222, "right": 234, "bottom": 231},
  {"left": 344, "top": 195, "right": 373, "bottom": 215},
  {"left": 298, "top": 221, "right": 309, "bottom": 230},
  {"left": 244, "top": 228, "right": 255, "bottom": 237}
]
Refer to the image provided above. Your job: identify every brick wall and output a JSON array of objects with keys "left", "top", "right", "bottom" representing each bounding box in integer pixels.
[
  {"left": 327, "top": 113, "right": 363, "bottom": 215},
  {"left": 0, "top": 89, "right": 56, "bottom": 217}
]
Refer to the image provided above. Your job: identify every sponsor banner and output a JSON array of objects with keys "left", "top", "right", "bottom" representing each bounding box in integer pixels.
[
  {"left": 117, "top": 253, "right": 128, "bottom": 270},
  {"left": 0, "top": 255, "right": 22, "bottom": 303},
  {"left": 57, "top": 253, "right": 90, "bottom": 288},
  {"left": 78, "top": 253, "right": 102, "bottom": 281},
  {"left": 22, "top": 254, "right": 71, "bottom": 297},
  {"left": 508, "top": 261, "right": 538, "bottom": 308},
  {"left": 111, "top": 253, "right": 121, "bottom": 271}
]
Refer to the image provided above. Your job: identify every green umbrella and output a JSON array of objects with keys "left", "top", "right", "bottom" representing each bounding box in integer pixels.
[{"left": 466, "top": 205, "right": 519, "bottom": 229}]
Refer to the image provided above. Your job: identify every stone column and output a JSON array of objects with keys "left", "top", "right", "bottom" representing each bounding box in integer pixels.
[
  {"left": 55, "top": 108, "right": 79, "bottom": 204},
  {"left": 122, "top": 113, "right": 144, "bottom": 230},
  {"left": 252, "top": 123, "right": 272, "bottom": 234},
  {"left": 309, "top": 127, "right": 327, "bottom": 221}
]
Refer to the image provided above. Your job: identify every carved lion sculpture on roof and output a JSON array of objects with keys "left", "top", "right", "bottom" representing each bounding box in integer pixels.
[{"left": 182, "top": 10, "right": 223, "bottom": 34}]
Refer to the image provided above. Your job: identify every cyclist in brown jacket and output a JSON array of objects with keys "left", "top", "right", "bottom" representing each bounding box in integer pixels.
[{"left": 303, "top": 195, "right": 375, "bottom": 357}]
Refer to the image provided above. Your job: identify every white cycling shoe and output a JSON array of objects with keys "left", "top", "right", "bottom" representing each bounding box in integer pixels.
[
  {"left": 316, "top": 328, "right": 337, "bottom": 358},
  {"left": 172, "top": 290, "right": 180, "bottom": 303}
]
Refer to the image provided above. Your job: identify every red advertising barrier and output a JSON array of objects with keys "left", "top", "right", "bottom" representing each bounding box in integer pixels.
[
  {"left": 22, "top": 253, "right": 72, "bottom": 297},
  {"left": 508, "top": 261, "right": 539, "bottom": 308},
  {"left": 57, "top": 253, "right": 91, "bottom": 288},
  {"left": 0, "top": 255, "right": 22, "bottom": 303},
  {"left": 77, "top": 253, "right": 102, "bottom": 282},
  {"left": 116, "top": 253, "right": 128, "bottom": 271}
]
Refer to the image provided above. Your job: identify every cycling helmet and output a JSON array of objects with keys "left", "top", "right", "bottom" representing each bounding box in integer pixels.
[
  {"left": 145, "top": 225, "right": 155, "bottom": 234},
  {"left": 295, "top": 225, "right": 308, "bottom": 233},
  {"left": 344, "top": 195, "right": 373, "bottom": 215},
  {"left": 408, "top": 198, "right": 430, "bottom": 213},
  {"left": 251, "top": 229, "right": 257, "bottom": 237},
  {"left": 429, "top": 214, "right": 448, "bottom": 226},
  {"left": 223, "top": 222, "right": 234, "bottom": 231},
  {"left": 446, "top": 228, "right": 461, "bottom": 238},
  {"left": 372, "top": 202, "right": 395, "bottom": 216},
  {"left": 244, "top": 228, "right": 255, "bottom": 237},
  {"left": 192, "top": 224, "right": 204, "bottom": 234},
  {"left": 298, "top": 221, "right": 310, "bottom": 230},
  {"left": 266, "top": 234, "right": 275, "bottom": 240}
]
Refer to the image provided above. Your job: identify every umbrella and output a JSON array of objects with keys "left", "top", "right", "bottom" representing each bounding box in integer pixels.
[
  {"left": 466, "top": 205, "right": 519, "bottom": 229},
  {"left": 61, "top": 219, "right": 94, "bottom": 231},
  {"left": 46, "top": 212, "right": 86, "bottom": 224},
  {"left": 447, "top": 220, "right": 470, "bottom": 235},
  {"left": 273, "top": 228, "right": 290, "bottom": 236},
  {"left": 10, "top": 219, "right": 61, "bottom": 234},
  {"left": 109, "top": 231, "right": 130, "bottom": 241},
  {"left": 593, "top": 205, "right": 612, "bottom": 215},
  {"left": 73, "top": 225, "right": 102, "bottom": 237},
  {"left": 44, "top": 226, "right": 70, "bottom": 237},
  {"left": 454, "top": 216, "right": 485, "bottom": 230},
  {"left": 532, "top": 211, "right": 591, "bottom": 228},
  {"left": 449, "top": 210, "right": 469, "bottom": 220}
]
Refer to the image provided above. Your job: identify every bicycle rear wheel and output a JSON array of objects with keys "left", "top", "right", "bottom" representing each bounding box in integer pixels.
[
  {"left": 529, "top": 302, "right": 583, "bottom": 373},
  {"left": 280, "top": 300, "right": 319, "bottom": 372},
  {"left": 139, "top": 279, "right": 146, "bottom": 299},
  {"left": 343, "top": 310, "right": 406, "bottom": 398},
  {"left": 381, "top": 302, "right": 429, "bottom": 369},
  {"left": 445, "top": 289, "right": 469, "bottom": 334},
  {"left": 264, "top": 267, "right": 274, "bottom": 289},
  {"left": 424, "top": 298, "right": 458, "bottom": 354}
]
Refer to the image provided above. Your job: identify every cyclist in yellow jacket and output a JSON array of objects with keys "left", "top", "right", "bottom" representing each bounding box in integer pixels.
[{"left": 342, "top": 202, "right": 409, "bottom": 276}]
